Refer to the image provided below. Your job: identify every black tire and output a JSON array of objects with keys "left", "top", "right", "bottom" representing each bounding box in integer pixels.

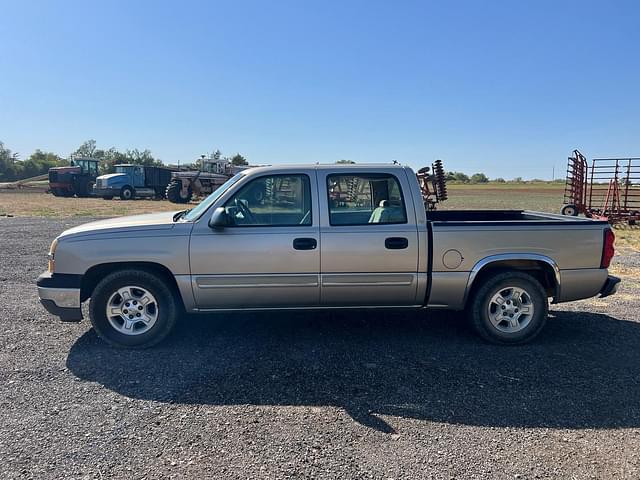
[
  {"left": 120, "top": 186, "right": 135, "bottom": 201},
  {"left": 165, "top": 181, "right": 192, "bottom": 204},
  {"left": 76, "top": 180, "right": 95, "bottom": 198},
  {"left": 469, "top": 271, "right": 548, "bottom": 345},
  {"left": 52, "top": 187, "right": 73, "bottom": 197},
  {"left": 561, "top": 204, "right": 579, "bottom": 216},
  {"left": 89, "top": 269, "right": 178, "bottom": 348}
]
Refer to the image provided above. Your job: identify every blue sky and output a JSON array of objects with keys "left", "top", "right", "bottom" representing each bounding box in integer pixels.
[{"left": 1, "top": 0, "right": 639, "bottom": 179}]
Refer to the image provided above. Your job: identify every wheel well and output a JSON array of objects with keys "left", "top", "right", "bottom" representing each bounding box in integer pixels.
[
  {"left": 80, "top": 262, "right": 182, "bottom": 307},
  {"left": 466, "top": 259, "right": 558, "bottom": 305}
]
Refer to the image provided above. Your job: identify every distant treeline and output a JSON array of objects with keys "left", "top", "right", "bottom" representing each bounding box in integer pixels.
[
  {"left": 1, "top": 140, "right": 561, "bottom": 184},
  {"left": 444, "top": 171, "right": 564, "bottom": 184},
  {"left": 337, "top": 159, "right": 564, "bottom": 184},
  {"left": 0, "top": 140, "right": 248, "bottom": 182}
]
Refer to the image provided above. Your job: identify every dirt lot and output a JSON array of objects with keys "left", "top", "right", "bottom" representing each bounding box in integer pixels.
[
  {"left": 1, "top": 210, "right": 640, "bottom": 478},
  {"left": 1, "top": 188, "right": 639, "bottom": 478}
]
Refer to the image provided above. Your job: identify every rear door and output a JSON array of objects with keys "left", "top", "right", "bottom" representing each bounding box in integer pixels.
[
  {"left": 189, "top": 170, "right": 320, "bottom": 309},
  {"left": 318, "top": 168, "right": 421, "bottom": 306}
]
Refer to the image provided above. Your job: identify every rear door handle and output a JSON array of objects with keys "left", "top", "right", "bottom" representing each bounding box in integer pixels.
[
  {"left": 385, "top": 237, "right": 408, "bottom": 249},
  {"left": 293, "top": 238, "right": 317, "bottom": 250}
]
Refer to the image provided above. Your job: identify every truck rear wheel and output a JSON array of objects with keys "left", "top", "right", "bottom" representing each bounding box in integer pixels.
[
  {"left": 469, "top": 271, "right": 548, "bottom": 345},
  {"left": 120, "top": 186, "right": 135, "bottom": 200},
  {"left": 166, "top": 181, "right": 192, "bottom": 203},
  {"left": 89, "top": 269, "right": 178, "bottom": 348}
]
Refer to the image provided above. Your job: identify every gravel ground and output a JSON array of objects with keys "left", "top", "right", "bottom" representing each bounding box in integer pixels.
[{"left": 1, "top": 216, "right": 639, "bottom": 479}]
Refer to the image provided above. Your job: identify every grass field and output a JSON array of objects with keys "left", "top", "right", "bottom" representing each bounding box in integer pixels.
[
  {"left": 443, "top": 182, "right": 564, "bottom": 212},
  {"left": 1, "top": 184, "right": 638, "bottom": 250}
]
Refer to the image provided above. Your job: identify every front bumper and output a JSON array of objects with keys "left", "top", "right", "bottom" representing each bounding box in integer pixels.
[
  {"left": 37, "top": 272, "right": 83, "bottom": 322},
  {"left": 599, "top": 275, "right": 621, "bottom": 298}
]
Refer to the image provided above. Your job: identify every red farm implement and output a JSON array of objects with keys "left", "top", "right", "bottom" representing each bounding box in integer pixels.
[{"left": 562, "top": 149, "right": 640, "bottom": 224}]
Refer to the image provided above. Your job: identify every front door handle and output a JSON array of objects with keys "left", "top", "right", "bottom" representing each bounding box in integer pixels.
[
  {"left": 293, "top": 238, "right": 317, "bottom": 250},
  {"left": 385, "top": 237, "right": 408, "bottom": 249}
]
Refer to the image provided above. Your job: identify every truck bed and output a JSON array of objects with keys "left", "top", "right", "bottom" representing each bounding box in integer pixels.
[{"left": 426, "top": 209, "right": 604, "bottom": 225}]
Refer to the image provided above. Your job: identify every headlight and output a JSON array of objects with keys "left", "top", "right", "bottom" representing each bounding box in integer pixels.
[{"left": 48, "top": 238, "right": 58, "bottom": 273}]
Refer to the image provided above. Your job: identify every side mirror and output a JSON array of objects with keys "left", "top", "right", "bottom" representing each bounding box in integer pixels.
[{"left": 208, "top": 207, "right": 230, "bottom": 229}]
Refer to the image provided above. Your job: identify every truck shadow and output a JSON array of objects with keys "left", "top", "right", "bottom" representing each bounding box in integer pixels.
[{"left": 66, "top": 310, "right": 640, "bottom": 433}]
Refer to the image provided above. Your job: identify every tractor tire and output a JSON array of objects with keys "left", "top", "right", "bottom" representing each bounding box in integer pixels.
[
  {"left": 166, "top": 181, "right": 192, "bottom": 204},
  {"left": 561, "top": 204, "right": 579, "bottom": 216},
  {"left": 52, "top": 188, "right": 73, "bottom": 197},
  {"left": 120, "top": 186, "right": 135, "bottom": 201},
  {"left": 76, "top": 180, "right": 95, "bottom": 198}
]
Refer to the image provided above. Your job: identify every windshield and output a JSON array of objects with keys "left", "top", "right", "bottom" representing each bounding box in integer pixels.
[
  {"left": 182, "top": 172, "right": 245, "bottom": 221},
  {"left": 115, "top": 166, "right": 129, "bottom": 174}
]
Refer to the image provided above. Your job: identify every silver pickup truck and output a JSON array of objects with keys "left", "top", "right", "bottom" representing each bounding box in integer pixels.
[{"left": 37, "top": 164, "right": 620, "bottom": 348}]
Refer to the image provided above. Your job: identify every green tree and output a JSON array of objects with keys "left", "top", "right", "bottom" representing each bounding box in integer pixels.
[
  {"left": 336, "top": 159, "right": 356, "bottom": 164},
  {"left": 21, "top": 150, "right": 66, "bottom": 178},
  {"left": 72, "top": 139, "right": 97, "bottom": 158},
  {"left": 0, "top": 142, "right": 21, "bottom": 181},
  {"left": 493, "top": 177, "right": 506, "bottom": 183},
  {"left": 125, "top": 148, "right": 160, "bottom": 166},
  {"left": 446, "top": 171, "right": 470, "bottom": 183},
  {"left": 470, "top": 173, "right": 489, "bottom": 184},
  {"left": 230, "top": 153, "right": 248, "bottom": 166}
]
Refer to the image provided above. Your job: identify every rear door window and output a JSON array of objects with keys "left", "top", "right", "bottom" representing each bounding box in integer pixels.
[{"left": 326, "top": 174, "right": 407, "bottom": 225}]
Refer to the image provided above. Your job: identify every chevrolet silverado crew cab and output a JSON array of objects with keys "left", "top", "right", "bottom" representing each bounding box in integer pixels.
[{"left": 37, "top": 164, "right": 620, "bottom": 348}]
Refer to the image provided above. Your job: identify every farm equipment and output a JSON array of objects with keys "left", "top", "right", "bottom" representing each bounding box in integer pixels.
[
  {"left": 416, "top": 159, "right": 448, "bottom": 210},
  {"left": 94, "top": 164, "right": 175, "bottom": 200},
  {"left": 0, "top": 173, "right": 49, "bottom": 191},
  {"left": 327, "top": 160, "right": 448, "bottom": 211},
  {"left": 562, "top": 149, "right": 640, "bottom": 224},
  {"left": 165, "top": 156, "right": 249, "bottom": 204},
  {"left": 48, "top": 158, "right": 99, "bottom": 197}
]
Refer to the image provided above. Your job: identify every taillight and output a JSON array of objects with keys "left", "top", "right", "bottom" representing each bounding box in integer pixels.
[{"left": 601, "top": 228, "right": 615, "bottom": 268}]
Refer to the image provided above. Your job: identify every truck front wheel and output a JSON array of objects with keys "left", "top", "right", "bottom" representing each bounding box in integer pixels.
[
  {"left": 120, "top": 186, "right": 135, "bottom": 200},
  {"left": 469, "top": 271, "right": 548, "bottom": 345},
  {"left": 89, "top": 269, "right": 178, "bottom": 348}
]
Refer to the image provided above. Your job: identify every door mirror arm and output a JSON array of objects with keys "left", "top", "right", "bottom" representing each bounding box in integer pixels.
[{"left": 209, "top": 207, "right": 231, "bottom": 229}]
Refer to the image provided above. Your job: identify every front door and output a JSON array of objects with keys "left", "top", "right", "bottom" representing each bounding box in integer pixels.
[
  {"left": 189, "top": 171, "right": 320, "bottom": 309},
  {"left": 319, "top": 169, "right": 420, "bottom": 306}
]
